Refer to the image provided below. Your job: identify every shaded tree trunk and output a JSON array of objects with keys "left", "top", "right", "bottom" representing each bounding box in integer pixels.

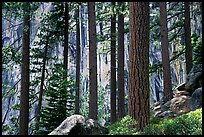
[
  {"left": 128, "top": 2, "right": 150, "bottom": 132},
  {"left": 64, "top": 2, "right": 69, "bottom": 82},
  {"left": 110, "top": 2, "right": 117, "bottom": 124},
  {"left": 75, "top": 4, "right": 80, "bottom": 114},
  {"left": 63, "top": 2, "right": 69, "bottom": 120},
  {"left": 35, "top": 40, "right": 48, "bottom": 133},
  {"left": 159, "top": 2, "right": 173, "bottom": 103},
  {"left": 88, "top": 2, "right": 98, "bottom": 120},
  {"left": 20, "top": 2, "right": 30, "bottom": 135},
  {"left": 184, "top": 2, "right": 192, "bottom": 75},
  {"left": 117, "top": 2, "right": 125, "bottom": 119}
]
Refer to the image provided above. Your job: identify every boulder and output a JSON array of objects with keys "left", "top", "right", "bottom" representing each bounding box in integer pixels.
[
  {"left": 160, "top": 104, "right": 169, "bottom": 111},
  {"left": 153, "top": 105, "right": 161, "bottom": 111},
  {"left": 176, "top": 82, "right": 186, "bottom": 91},
  {"left": 154, "top": 102, "right": 160, "bottom": 107},
  {"left": 159, "top": 97, "right": 166, "bottom": 105},
  {"left": 156, "top": 110, "right": 175, "bottom": 118},
  {"left": 188, "top": 87, "right": 202, "bottom": 111},
  {"left": 154, "top": 110, "right": 163, "bottom": 117},
  {"left": 48, "top": 115, "right": 108, "bottom": 135},
  {"left": 185, "top": 64, "right": 202, "bottom": 95},
  {"left": 155, "top": 95, "right": 191, "bottom": 117},
  {"left": 169, "top": 95, "right": 191, "bottom": 115},
  {"left": 173, "top": 90, "right": 190, "bottom": 97},
  {"left": 163, "top": 100, "right": 172, "bottom": 108}
]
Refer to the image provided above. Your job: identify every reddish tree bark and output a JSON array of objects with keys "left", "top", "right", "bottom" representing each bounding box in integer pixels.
[
  {"left": 128, "top": 2, "right": 150, "bottom": 132},
  {"left": 159, "top": 2, "right": 173, "bottom": 103}
]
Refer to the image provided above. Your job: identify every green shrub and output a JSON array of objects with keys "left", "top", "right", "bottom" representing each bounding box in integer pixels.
[
  {"left": 107, "top": 115, "right": 137, "bottom": 135},
  {"left": 191, "top": 33, "right": 202, "bottom": 64},
  {"left": 150, "top": 116, "right": 163, "bottom": 124},
  {"left": 138, "top": 109, "right": 202, "bottom": 135},
  {"left": 106, "top": 109, "right": 202, "bottom": 135}
]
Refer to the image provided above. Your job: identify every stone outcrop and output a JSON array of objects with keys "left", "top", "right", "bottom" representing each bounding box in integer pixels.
[
  {"left": 185, "top": 64, "right": 202, "bottom": 95},
  {"left": 153, "top": 64, "right": 202, "bottom": 118},
  {"left": 48, "top": 115, "right": 108, "bottom": 135},
  {"left": 188, "top": 87, "right": 202, "bottom": 111}
]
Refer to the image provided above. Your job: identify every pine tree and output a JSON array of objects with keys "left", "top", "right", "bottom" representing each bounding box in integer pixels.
[
  {"left": 184, "top": 2, "right": 193, "bottom": 74},
  {"left": 117, "top": 2, "right": 125, "bottom": 119},
  {"left": 75, "top": 3, "right": 81, "bottom": 114},
  {"left": 128, "top": 2, "right": 150, "bottom": 131},
  {"left": 63, "top": 2, "right": 69, "bottom": 120},
  {"left": 88, "top": 2, "right": 98, "bottom": 120},
  {"left": 159, "top": 2, "right": 173, "bottom": 103},
  {"left": 20, "top": 2, "right": 30, "bottom": 135},
  {"left": 38, "top": 64, "right": 75, "bottom": 135},
  {"left": 110, "top": 2, "right": 117, "bottom": 124}
]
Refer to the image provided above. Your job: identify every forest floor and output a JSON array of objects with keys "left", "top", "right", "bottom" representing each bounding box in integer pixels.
[{"left": 107, "top": 108, "right": 202, "bottom": 135}]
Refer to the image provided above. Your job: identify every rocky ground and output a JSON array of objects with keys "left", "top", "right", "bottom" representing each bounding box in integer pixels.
[{"left": 152, "top": 64, "right": 202, "bottom": 118}]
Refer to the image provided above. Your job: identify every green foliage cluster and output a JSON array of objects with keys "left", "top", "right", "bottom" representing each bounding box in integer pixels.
[
  {"left": 37, "top": 64, "right": 75, "bottom": 135},
  {"left": 106, "top": 109, "right": 202, "bottom": 135},
  {"left": 192, "top": 33, "right": 202, "bottom": 64},
  {"left": 107, "top": 115, "right": 137, "bottom": 135},
  {"left": 2, "top": 117, "right": 19, "bottom": 135},
  {"left": 2, "top": 86, "right": 20, "bottom": 135},
  {"left": 96, "top": 2, "right": 129, "bottom": 43},
  {"left": 2, "top": 45, "right": 21, "bottom": 70},
  {"left": 2, "top": 2, "right": 40, "bottom": 20},
  {"left": 97, "top": 85, "right": 109, "bottom": 121},
  {"left": 137, "top": 108, "right": 202, "bottom": 135}
]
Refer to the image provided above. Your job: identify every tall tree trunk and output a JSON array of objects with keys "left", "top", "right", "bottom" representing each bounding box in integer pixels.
[
  {"left": 128, "top": 2, "right": 150, "bottom": 132},
  {"left": 184, "top": 2, "right": 192, "bottom": 75},
  {"left": 88, "top": 2, "right": 98, "bottom": 120},
  {"left": 35, "top": 40, "right": 48, "bottom": 133},
  {"left": 63, "top": 2, "right": 69, "bottom": 120},
  {"left": 75, "top": 4, "right": 80, "bottom": 114},
  {"left": 117, "top": 2, "right": 125, "bottom": 119},
  {"left": 110, "top": 2, "right": 117, "bottom": 124},
  {"left": 20, "top": 2, "right": 30, "bottom": 135},
  {"left": 159, "top": 2, "right": 173, "bottom": 103}
]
